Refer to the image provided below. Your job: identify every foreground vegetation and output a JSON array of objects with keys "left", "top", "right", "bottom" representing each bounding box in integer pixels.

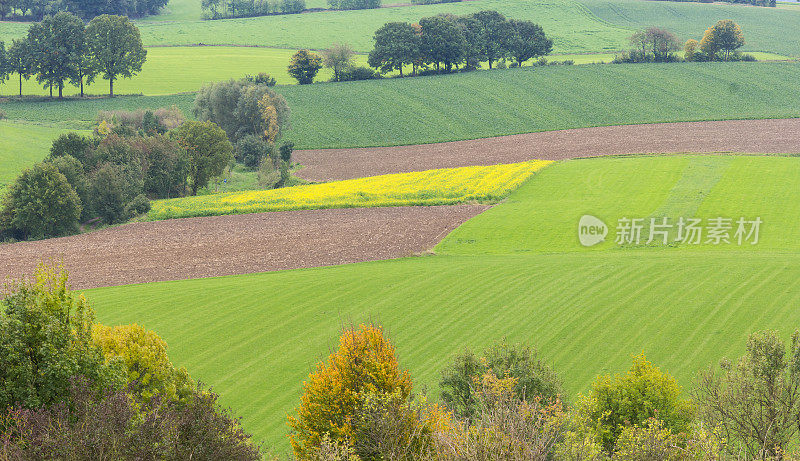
[
  {"left": 147, "top": 160, "right": 552, "bottom": 220},
  {"left": 84, "top": 155, "right": 800, "bottom": 449}
]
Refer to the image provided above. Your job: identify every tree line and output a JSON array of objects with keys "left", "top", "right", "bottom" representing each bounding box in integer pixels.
[
  {"left": 290, "top": 323, "right": 800, "bottom": 460},
  {"left": 369, "top": 11, "right": 553, "bottom": 77},
  {"left": 200, "top": 0, "right": 305, "bottom": 19},
  {"left": 0, "top": 12, "right": 146, "bottom": 98},
  {"left": 0, "top": 0, "right": 167, "bottom": 21},
  {"left": 613, "top": 21, "right": 750, "bottom": 64}
]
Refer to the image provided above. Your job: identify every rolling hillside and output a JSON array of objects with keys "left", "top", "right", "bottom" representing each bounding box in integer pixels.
[{"left": 84, "top": 154, "right": 800, "bottom": 451}]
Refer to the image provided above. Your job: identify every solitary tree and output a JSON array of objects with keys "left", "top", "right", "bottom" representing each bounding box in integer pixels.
[
  {"left": 700, "top": 20, "right": 744, "bottom": 61},
  {"left": 506, "top": 20, "right": 552, "bottom": 67},
  {"left": 322, "top": 43, "right": 354, "bottom": 82},
  {"left": 368, "top": 22, "right": 419, "bottom": 77},
  {"left": 0, "top": 163, "right": 82, "bottom": 240},
  {"left": 85, "top": 15, "right": 147, "bottom": 97},
  {"left": 7, "top": 39, "right": 34, "bottom": 97},
  {"left": 287, "top": 49, "right": 322, "bottom": 84},
  {"left": 172, "top": 121, "right": 233, "bottom": 195}
]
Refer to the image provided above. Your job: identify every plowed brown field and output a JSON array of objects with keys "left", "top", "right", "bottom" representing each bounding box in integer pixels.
[
  {"left": 294, "top": 119, "right": 800, "bottom": 181},
  {"left": 0, "top": 205, "right": 488, "bottom": 289}
]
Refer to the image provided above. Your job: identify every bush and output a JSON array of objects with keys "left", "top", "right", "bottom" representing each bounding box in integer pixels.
[
  {"left": 244, "top": 72, "right": 277, "bottom": 86},
  {"left": 125, "top": 194, "right": 151, "bottom": 217},
  {"left": 328, "top": 0, "right": 380, "bottom": 10},
  {"left": 171, "top": 120, "right": 234, "bottom": 195},
  {"left": 439, "top": 340, "right": 563, "bottom": 419},
  {"left": 235, "top": 134, "right": 272, "bottom": 168},
  {"left": 287, "top": 324, "right": 414, "bottom": 459},
  {"left": 49, "top": 132, "right": 95, "bottom": 166},
  {"left": 339, "top": 65, "right": 379, "bottom": 81},
  {"left": 0, "top": 163, "right": 82, "bottom": 240},
  {"left": 578, "top": 354, "right": 694, "bottom": 453}
]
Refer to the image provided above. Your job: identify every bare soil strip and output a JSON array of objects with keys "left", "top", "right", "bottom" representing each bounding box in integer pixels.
[
  {"left": 294, "top": 119, "right": 800, "bottom": 181},
  {"left": 0, "top": 205, "right": 488, "bottom": 290}
]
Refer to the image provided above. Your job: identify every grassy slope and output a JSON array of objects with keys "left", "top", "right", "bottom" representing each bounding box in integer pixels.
[
  {"left": 0, "top": 121, "right": 72, "bottom": 189},
  {"left": 580, "top": 0, "right": 800, "bottom": 57},
  {"left": 5, "top": 0, "right": 797, "bottom": 54},
  {"left": 2, "top": 62, "right": 799, "bottom": 149},
  {"left": 276, "top": 61, "right": 800, "bottom": 148},
  {"left": 84, "top": 155, "right": 800, "bottom": 451},
  {"left": 438, "top": 155, "right": 800, "bottom": 254}
]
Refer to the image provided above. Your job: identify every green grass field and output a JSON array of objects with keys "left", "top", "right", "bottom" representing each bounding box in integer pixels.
[
  {"left": 84, "top": 154, "right": 800, "bottom": 451},
  {"left": 581, "top": 0, "right": 800, "bottom": 57},
  {"left": 0, "top": 46, "right": 372, "bottom": 97},
  {"left": 0, "top": 121, "right": 73, "bottom": 189},
  {"left": 3, "top": 62, "right": 799, "bottom": 149},
  {"left": 275, "top": 61, "right": 800, "bottom": 148}
]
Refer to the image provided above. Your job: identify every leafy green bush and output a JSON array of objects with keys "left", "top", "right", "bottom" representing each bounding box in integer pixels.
[
  {"left": 578, "top": 354, "right": 694, "bottom": 453},
  {"left": 439, "top": 339, "right": 563, "bottom": 419},
  {"left": 340, "top": 65, "right": 379, "bottom": 81},
  {"left": 0, "top": 162, "right": 81, "bottom": 240},
  {"left": 235, "top": 134, "right": 272, "bottom": 168}
]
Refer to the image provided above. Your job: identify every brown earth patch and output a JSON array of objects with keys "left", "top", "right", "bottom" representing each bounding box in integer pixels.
[
  {"left": 294, "top": 118, "right": 800, "bottom": 181},
  {"left": 0, "top": 205, "right": 488, "bottom": 290}
]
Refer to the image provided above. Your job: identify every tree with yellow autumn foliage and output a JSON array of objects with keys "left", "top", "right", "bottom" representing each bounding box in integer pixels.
[
  {"left": 92, "top": 323, "right": 194, "bottom": 406},
  {"left": 699, "top": 20, "right": 744, "bottom": 61},
  {"left": 287, "top": 324, "right": 415, "bottom": 459}
]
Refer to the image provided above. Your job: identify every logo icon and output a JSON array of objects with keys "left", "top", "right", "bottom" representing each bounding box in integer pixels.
[{"left": 578, "top": 215, "right": 607, "bottom": 247}]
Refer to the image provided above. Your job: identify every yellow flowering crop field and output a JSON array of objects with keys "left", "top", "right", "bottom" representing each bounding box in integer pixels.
[{"left": 148, "top": 160, "right": 553, "bottom": 220}]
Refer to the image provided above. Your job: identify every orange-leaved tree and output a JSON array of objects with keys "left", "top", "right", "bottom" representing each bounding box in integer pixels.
[{"left": 287, "top": 324, "right": 413, "bottom": 459}]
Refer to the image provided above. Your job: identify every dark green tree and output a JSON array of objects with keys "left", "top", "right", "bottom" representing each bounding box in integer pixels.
[
  {"left": 0, "top": 163, "right": 82, "bottom": 240},
  {"left": 420, "top": 15, "right": 466, "bottom": 73},
  {"left": 85, "top": 15, "right": 147, "bottom": 97},
  {"left": 26, "top": 12, "right": 86, "bottom": 99},
  {"left": 172, "top": 121, "right": 234, "bottom": 195},
  {"left": 506, "top": 19, "right": 552, "bottom": 67},
  {"left": 368, "top": 22, "right": 419, "bottom": 77},
  {"left": 470, "top": 10, "right": 511, "bottom": 69},
  {"left": 7, "top": 39, "right": 34, "bottom": 97},
  {"left": 287, "top": 49, "right": 322, "bottom": 84},
  {"left": 0, "top": 41, "right": 8, "bottom": 90}
]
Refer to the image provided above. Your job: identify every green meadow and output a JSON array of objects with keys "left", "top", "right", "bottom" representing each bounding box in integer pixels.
[
  {"left": 0, "top": 121, "right": 73, "bottom": 189},
  {"left": 2, "top": 62, "right": 799, "bottom": 151},
  {"left": 0, "top": 46, "right": 371, "bottom": 97},
  {"left": 85, "top": 154, "right": 800, "bottom": 451}
]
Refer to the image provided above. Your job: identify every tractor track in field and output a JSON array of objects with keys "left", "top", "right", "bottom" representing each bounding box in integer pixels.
[
  {"left": 294, "top": 118, "right": 800, "bottom": 181},
  {"left": 0, "top": 205, "right": 488, "bottom": 290}
]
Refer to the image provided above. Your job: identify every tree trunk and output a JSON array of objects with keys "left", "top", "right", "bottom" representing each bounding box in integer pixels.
[
  {"left": 49, "top": 84, "right": 52, "bottom": 98},
  {"left": 58, "top": 83, "right": 63, "bottom": 99},
  {"left": 399, "top": 65, "right": 403, "bottom": 77},
  {"left": 109, "top": 77, "right": 114, "bottom": 97},
  {"left": 18, "top": 74, "right": 22, "bottom": 97},
  {"left": 80, "top": 76, "right": 84, "bottom": 98},
  {"left": 488, "top": 60, "right": 493, "bottom": 69}
]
